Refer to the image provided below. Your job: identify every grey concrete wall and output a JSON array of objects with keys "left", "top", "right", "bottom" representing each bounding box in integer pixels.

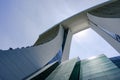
[
  {"left": 88, "top": 13, "right": 120, "bottom": 54},
  {"left": 0, "top": 26, "right": 64, "bottom": 80}
]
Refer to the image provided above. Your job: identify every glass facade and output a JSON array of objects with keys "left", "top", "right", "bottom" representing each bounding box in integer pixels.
[
  {"left": 27, "top": 61, "right": 59, "bottom": 80},
  {"left": 62, "top": 29, "right": 68, "bottom": 51},
  {"left": 46, "top": 58, "right": 79, "bottom": 80},
  {"left": 80, "top": 54, "right": 120, "bottom": 80},
  {"left": 30, "top": 54, "right": 120, "bottom": 80},
  {"left": 110, "top": 56, "right": 120, "bottom": 68}
]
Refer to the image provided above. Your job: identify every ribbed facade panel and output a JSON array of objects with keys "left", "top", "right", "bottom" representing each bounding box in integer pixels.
[{"left": 0, "top": 26, "right": 64, "bottom": 79}]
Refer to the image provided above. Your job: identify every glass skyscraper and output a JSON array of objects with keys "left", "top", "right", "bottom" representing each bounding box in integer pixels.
[{"left": 27, "top": 54, "right": 120, "bottom": 80}]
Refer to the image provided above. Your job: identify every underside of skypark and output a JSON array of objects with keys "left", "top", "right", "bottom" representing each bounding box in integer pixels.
[
  {"left": 34, "top": 0, "right": 120, "bottom": 60},
  {"left": 0, "top": 0, "right": 120, "bottom": 80}
]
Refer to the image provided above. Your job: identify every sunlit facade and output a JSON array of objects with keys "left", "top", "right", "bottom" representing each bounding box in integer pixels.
[{"left": 0, "top": 0, "right": 120, "bottom": 80}]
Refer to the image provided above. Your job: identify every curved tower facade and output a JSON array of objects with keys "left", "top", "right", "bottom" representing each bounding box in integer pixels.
[{"left": 88, "top": 0, "right": 120, "bottom": 53}]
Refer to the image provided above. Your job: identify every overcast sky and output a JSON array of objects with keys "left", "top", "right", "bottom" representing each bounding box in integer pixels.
[{"left": 0, "top": 0, "right": 118, "bottom": 59}]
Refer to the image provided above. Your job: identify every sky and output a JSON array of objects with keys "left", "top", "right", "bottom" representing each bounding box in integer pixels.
[
  {"left": 0, "top": 0, "right": 118, "bottom": 59},
  {"left": 69, "top": 28, "right": 120, "bottom": 59}
]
